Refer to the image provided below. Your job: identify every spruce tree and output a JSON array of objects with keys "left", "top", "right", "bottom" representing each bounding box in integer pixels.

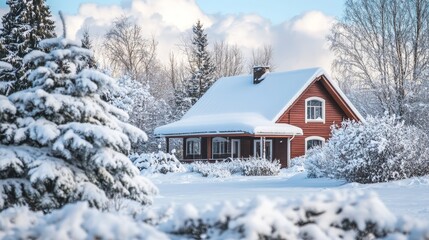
[
  {"left": 0, "top": 0, "right": 56, "bottom": 91},
  {"left": 186, "top": 20, "right": 215, "bottom": 103},
  {"left": 0, "top": 61, "right": 14, "bottom": 95},
  {"left": 81, "top": 28, "right": 97, "bottom": 69},
  {"left": 0, "top": 37, "right": 157, "bottom": 212}
]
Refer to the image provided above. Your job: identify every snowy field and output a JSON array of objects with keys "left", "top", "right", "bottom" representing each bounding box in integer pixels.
[{"left": 150, "top": 169, "right": 429, "bottom": 222}]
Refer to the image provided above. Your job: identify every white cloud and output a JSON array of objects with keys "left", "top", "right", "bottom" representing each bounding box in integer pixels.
[
  {"left": 209, "top": 14, "right": 272, "bottom": 49},
  {"left": 272, "top": 11, "right": 335, "bottom": 72},
  {"left": 0, "top": 1, "right": 336, "bottom": 73},
  {"left": 292, "top": 11, "right": 335, "bottom": 38},
  {"left": 130, "top": 0, "right": 211, "bottom": 31}
]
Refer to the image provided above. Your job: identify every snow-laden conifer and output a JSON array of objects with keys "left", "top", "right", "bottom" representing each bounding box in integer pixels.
[
  {"left": 107, "top": 75, "right": 172, "bottom": 152},
  {"left": 0, "top": 0, "right": 56, "bottom": 90},
  {"left": 0, "top": 37, "right": 157, "bottom": 211},
  {"left": 185, "top": 20, "right": 215, "bottom": 104}
]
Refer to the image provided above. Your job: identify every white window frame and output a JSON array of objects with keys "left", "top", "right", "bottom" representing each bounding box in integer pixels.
[
  {"left": 305, "top": 97, "right": 325, "bottom": 123},
  {"left": 305, "top": 136, "right": 325, "bottom": 153},
  {"left": 212, "top": 137, "right": 230, "bottom": 156},
  {"left": 186, "top": 138, "right": 201, "bottom": 155},
  {"left": 253, "top": 139, "right": 273, "bottom": 160}
]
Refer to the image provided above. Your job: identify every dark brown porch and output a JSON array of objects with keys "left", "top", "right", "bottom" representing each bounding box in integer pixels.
[{"left": 165, "top": 136, "right": 292, "bottom": 168}]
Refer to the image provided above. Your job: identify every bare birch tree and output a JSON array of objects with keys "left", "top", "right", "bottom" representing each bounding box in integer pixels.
[
  {"left": 163, "top": 52, "right": 187, "bottom": 91},
  {"left": 213, "top": 41, "right": 244, "bottom": 79},
  {"left": 329, "top": 0, "right": 429, "bottom": 126},
  {"left": 248, "top": 45, "right": 275, "bottom": 71},
  {"left": 103, "top": 16, "right": 158, "bottom": 83}
]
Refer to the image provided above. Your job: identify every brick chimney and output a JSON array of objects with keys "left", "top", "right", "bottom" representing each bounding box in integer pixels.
[{"left": 253, "top": 66, "right": 270, "bottom": 84}]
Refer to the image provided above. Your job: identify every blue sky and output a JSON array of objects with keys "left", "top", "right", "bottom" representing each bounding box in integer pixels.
[{"left": 1, "top": 0, "right": 345, "bottom": 24}]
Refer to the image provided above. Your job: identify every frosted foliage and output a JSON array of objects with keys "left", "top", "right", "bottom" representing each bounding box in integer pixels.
[
  {"left": 0, "top": 0, "right": 56, "bottom": 92},
  {"left": 155, "top": 190, "right": 429, "bottom": 239},
  {"left": 0, "top": 61, "right": 14, "bottom": 95},
  {"left": 305, "top": 116, "right": 429, "bottom": 183},
  {"left": 0, "top": 202, "right": 168, "bottom": 240},
  {"left": 0, "top": 37, "right": 157, "bottom": 211},
  {"left": 189, "top": 158, "right": 281, "bottom": 178},
  {"left": 130, "top": 151, "right": 185, "bottom": 175},
  {"left": 107, "top": 75, "right": 170, "bottom": 152},
  {"left": 0, "top": 191, "right": 428, "bottom": 239}
]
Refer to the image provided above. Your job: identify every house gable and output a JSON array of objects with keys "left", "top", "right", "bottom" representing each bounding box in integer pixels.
[{"left": 276, "top": 75, "right": 357, "bottom": 158}]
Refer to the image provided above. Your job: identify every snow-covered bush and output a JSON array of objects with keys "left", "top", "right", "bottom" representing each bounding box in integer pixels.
[
  {"left": 241, "top": 158, "right": 281, "bottom": 176},
  {"left": 157, "top": 190, "right": 429, "bottom": 239},
  {"left": 0, "top": 202, "right": 168, "bottom": 240},
  {"left": 1, "top": 190, "right": 428, "bottom": 239},
  {"left": 289, "top": 156, "right": 306, "bottom": 172},
  {"left": 306, "top": 116, "right": 429, "bottom": 183},
  {"left": 0, "top": 37, "right": 157, "bottom": 211},
  {"left": 130, "top": 150, "right": 185, "bottom": 175},
  {"left": 189, "top": 158, "right": 280, "bottom": 178},
  {"left": 189, "top": 161, "right": 234, "bottom": 178}
]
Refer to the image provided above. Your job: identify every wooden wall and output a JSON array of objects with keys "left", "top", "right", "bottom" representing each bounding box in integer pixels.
[
  {"left": 277, "top": 80, "right": 347, "bottom": 159},
  {"left": 181, "top": 136, "right": 289, "bottom": 167}
]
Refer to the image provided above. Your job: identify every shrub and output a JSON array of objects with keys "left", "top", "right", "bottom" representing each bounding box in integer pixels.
[
  {"left": 0, "top": 202, "right": 168, "bottom": 240},
  {"left": 1, "top": 191, "right": 428, "bottom": 239},
  {"left": 189, "top": 157, "right": 280, "bottom": 178},
  {"left": 289, "top": 156, "right": 306, "bottom": 172},
  {"left": 130, "top": 150, "right": 185, "bottom": 175},
  {"left": 306, "top": 116, "right": 429, "bottom": 183},
  {"left": 157, "top": 190, "right": 429, "bottom": 239}
]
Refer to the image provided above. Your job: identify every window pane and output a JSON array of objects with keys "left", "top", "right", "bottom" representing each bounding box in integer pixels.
[
  {"left": 255, "top": 141, "right": 261, "bottom": 157},
  {"left": 315, "top": 107, "right": 322, "bottom": 119},
  {"left": 309, "top": 100, "right": 322, "bottom": 107},
  {"left": 307, "top": 139, "right": 322, "bottom": 150},
  {"left": 307, "top": 100, "right": 323, "bottom": 120},
  {"left": 186, "top": 141, "right": 191, "bottom": 154},
  {"left": 194, "top": 142, "right": 200, "bottom": 154},
  {"left": 213, "top": 142, "right": 218, "bottom": 154},
  {"left": 187, "top": 138, "right": 200, "bottom": 155}
]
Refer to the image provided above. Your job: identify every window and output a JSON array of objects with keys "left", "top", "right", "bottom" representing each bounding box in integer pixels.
[
  {"left": 186, "top": 138, "right": 201, "bottom": 155},
  {"left": 253, "top": 139, "right": 273, "bottom": 160},
  {"left": 305, "top": 97, "right": 325, "bottom": 123},
  {"left": 305, "top": 136, "right": 325, "bottom": 153},
  {"left": 212, "top": 137, "right": 230, "bottom": 155}
]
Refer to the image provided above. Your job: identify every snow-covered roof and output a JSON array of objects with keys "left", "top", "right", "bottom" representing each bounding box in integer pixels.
[
  {"left": 155, "top": 67, "right": 363, "bottom": 137},
  {"left": 155, "top": 113, "right": 303, "bottom": 137}
]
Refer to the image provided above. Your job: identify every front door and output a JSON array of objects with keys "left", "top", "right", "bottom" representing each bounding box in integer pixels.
[
  {"left": 253, "top": 139, "right": 272, "bottom": 160},
  {"left": 231, "top": 139, "right": 240, "bottom": 158}
]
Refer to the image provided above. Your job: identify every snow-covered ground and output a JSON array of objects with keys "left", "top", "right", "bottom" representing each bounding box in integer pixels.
[{"left": 149, "top": 169, "right": 429, "bottom": 222}]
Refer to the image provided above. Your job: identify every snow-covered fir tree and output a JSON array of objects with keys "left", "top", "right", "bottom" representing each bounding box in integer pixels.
[
  {"left": 173, "top": 87, "right": 193, "bottom": 120},
  {"left": 0, "top": 37, "right": 157, "bottom": 212},
  {"left": 186, "top": 20, "right": 215, "bottom": 103},
  {"left": 0, "top": 61, "right": 14, "bottom": 95},
  {"left": 0, "top": 0, "right": 56, "bottom": 91},
  {"left": 80, "top": 28, "right": 97, "bottom": 69}
]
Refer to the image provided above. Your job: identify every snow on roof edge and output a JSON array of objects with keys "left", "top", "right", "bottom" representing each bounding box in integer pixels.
[{"left": 154, "top": 118, "right": 304, "bottom": 137}]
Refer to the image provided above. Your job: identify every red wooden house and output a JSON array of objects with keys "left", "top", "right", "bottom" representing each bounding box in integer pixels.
[{"left": 154, "top": 67, "right": 363, "bottom": 167}]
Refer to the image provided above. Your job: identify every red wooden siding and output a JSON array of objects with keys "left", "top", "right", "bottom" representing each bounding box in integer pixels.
[
  {"left": 277, "top": 79, "right": 347, "bottom": 159},
  {"left": 178, "top": 75, "right": 361, "bottom": 167}
]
